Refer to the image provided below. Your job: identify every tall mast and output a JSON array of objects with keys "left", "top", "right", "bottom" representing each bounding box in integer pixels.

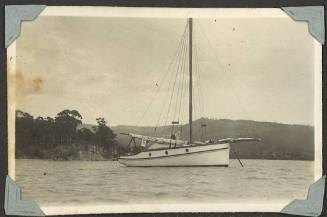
[{"left": 188, "top": 18, "right": 193, "bottom": 143}]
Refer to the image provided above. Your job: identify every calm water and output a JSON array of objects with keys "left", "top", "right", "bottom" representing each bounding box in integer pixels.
[{"left": 16, "top": 159, "right": 314, "bottom": 206}]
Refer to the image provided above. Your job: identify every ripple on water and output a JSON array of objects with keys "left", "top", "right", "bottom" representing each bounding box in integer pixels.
[{"left": 16, "top": 159, "right": 315, "bottom": 205}]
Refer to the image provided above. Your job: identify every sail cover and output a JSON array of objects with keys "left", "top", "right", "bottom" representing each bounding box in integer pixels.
[{"left": 128, "top": 133, "right": 187, "bottom": 146}]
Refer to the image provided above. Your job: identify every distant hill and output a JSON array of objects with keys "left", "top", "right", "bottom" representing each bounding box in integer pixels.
[{"left": 79, "top": 118, "right": 314, "bottom": 160}]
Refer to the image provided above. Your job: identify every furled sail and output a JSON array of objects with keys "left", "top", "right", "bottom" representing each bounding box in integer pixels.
[{"left": 121, "top": 133, "right": 187, "bottom": 146}]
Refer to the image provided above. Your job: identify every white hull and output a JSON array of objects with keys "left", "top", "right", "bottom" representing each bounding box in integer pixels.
[{"left": 119, "top": 143, "right": 230, "bottom": 167}]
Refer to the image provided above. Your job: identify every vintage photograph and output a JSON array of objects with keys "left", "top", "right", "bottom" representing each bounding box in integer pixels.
[{"left": 8, "top": 7, "right": 322, "bottom": 215}]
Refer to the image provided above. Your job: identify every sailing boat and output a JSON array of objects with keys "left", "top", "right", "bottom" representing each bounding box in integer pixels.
[{"left": 118, "top": 18, "right": 260, "bottom": 167}]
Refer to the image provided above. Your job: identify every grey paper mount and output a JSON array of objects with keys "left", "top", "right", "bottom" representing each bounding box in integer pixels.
[
  {"left": 4, "top": 4, "right": 326, "bottom": 216},
  {"left": 5, "top": 176, "right": 45, "bottom": 216},
  {"left": 282, "top": 6, "right": 325, "bottom": 45},
  {"left": 5, "top": 5, "right": 46, "bottom": 48},
  {"left": 281, "top": 175, "right": 326, "bottom": 216}
]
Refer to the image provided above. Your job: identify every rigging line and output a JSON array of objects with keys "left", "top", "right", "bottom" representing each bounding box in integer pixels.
[
  {"left": 163, "top": 28, "right": 188, "bottom": 128},
  {"left": 164, "top": 24, "right": 187, "bottom": 125},
  {"left": 174, "top": 30, "right": 189, "bottom": 135},
  {"left": 161, "top": 33, "right": 187, "bottom": 129},
  {"left": 136, "top": 28, "right": 188, "bottom": 127},
  {"left": 179, "top": 61, "right": 188, "bottom": 132},
  {"left": 179, "top": 44, "right": 189, "bottom": 134},
  {"left": 170, "top": 40, "right": 187, "bottom": 135},
  {"left": 197, "top": 22, "right": 251, "bottom": 120},
  {"left": 155, "top": 39, "right": 188, "bottom": 137},
  {"left": 194, "top": 43, "right": 205, "bottom": 122},
  {"left": 172, "top": 29, "right": 188, "bottom": 125},
  {"left": 135, "top": 69, "right": 170, "bottom": 127},
  {"left": 177, "top": 34, "right": 188, "bottom": 122},
  {"left": 154, "top": 24, "right": 188, "bottom": 133},
  {"left": 194, "top": 42, "right": 208, "bottom": 139},
  {"left": 197, "top": 22, "right": 260, "bottom": 138},
  {"left": 193, "top": 43, "right": 201, "bottom": 121},
  {"left": 136, "top": 36, "right": 185, "bottom": 127},
  {"left": 171, "top": 38, "right": 186, "bottom": 124},
  {"left": 155, "top": 25, "right": 187, "bottom": 125},
  {"left": 192, "top": 62, "right": 201, "bottom": 123},
  {"left": 195, "top": 25, "right": 210, "bottom": 122},
  {"left": 192, "top": 51, "right": 200, "bottom": 122}
]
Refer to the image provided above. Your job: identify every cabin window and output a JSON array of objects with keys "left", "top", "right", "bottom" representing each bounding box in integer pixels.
[
  {"left": 185, "top": 148, "right": 189, "bottom": 153},
  {"left": 149, "top": 152, "right": 151, "bottom": 157},
  {"left": 165, "top": 150, "right": 169, "bottom": 155}
]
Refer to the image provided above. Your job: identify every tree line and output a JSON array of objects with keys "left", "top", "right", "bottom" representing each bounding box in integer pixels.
[{"left": 15, "top": 109, "right": 125, "bottom": 160}]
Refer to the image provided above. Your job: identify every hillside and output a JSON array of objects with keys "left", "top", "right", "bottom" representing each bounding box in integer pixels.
[{"left": 107, "top": 118, "right": 314, "bottom": 160}]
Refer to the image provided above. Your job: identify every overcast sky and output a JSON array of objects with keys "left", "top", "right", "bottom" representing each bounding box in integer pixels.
[{"left": 16, "top": 16, "right": 315, "bottom": 126}]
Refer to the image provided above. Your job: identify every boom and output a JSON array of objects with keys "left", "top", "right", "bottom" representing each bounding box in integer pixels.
[{"left": 120, "top": 133, "right": 187, "bottom": 146}]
